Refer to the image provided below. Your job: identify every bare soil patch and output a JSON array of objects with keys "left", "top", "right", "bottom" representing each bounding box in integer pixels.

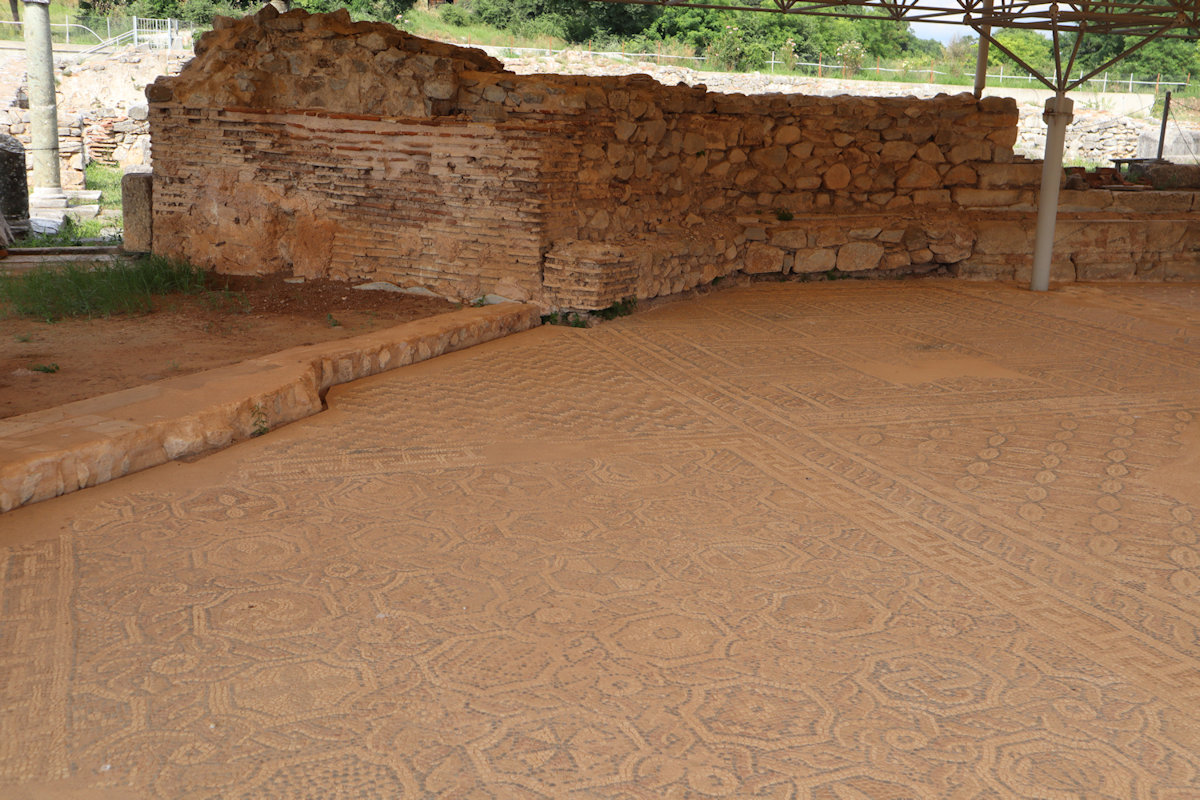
[{"left": 0, "top": 273, "right": 458, "bottom": 419}]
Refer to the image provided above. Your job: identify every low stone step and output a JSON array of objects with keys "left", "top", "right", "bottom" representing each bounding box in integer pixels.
[
  {"left": 65, "top": 204, "right": 101, "bottom": 219},
  {"left": 67, "top": 190, "right": 103, "bottom": 205},
  {"left": 0, "top": 254, "right": 120, "bottom": 271}
]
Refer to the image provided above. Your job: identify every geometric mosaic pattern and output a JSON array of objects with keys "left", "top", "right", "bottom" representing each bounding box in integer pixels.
[{"left": 3, "top": 281, "right": 1200, "bottom": 798}]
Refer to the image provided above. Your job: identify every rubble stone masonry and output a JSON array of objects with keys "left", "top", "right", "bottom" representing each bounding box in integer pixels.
[{"left": 148, "top": 8, "right": 1200, "bottom": 309}]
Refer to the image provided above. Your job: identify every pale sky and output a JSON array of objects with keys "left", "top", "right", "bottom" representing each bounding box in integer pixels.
[{"left": 910, "top": 20, "right": 968, "bottom": 45}]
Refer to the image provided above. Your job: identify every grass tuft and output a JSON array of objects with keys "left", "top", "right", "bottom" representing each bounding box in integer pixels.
[
  {"left": 0, "top": 256, "right": 210, "bottom": 321},
  {"left": 15, "top": 217, "right": 120, "bottom": 248},
  {"left": 85, "top": 162, "right": 124, "bottom": 211}
]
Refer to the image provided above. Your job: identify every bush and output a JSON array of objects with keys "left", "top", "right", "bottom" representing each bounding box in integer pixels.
[
  {"left": 836, "top": 39, "right": 865, "bottom": 75},
  {"left": 705, "top": 24, "right": 744, "bottom": 71},
  {"left": 440, "top": 2, "right": 470, "bottom": 26}
]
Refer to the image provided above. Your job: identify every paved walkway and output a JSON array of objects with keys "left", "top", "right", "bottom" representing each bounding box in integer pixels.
[{"left": 3, "top": 280, "right": 1200, "bottom": 799}]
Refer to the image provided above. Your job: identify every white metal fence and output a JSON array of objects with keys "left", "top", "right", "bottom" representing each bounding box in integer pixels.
[
  {"left": 0, "top": 18, "right": 105, "bottom": 46},
  {"left": 468, "top": 42, "right": 1190, "bottom": 95},
  {"left": 0, "top": 16, "right": 192, "bottom": 54},
  {"left": 768, "top": 55, "right": 1190, "bottom": 93}
]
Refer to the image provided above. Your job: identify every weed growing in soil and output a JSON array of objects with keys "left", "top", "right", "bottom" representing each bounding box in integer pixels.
[
  {"left": 326, "top": 313, "right": 342, "bottom": 327},
  {"left": 596, "top": 297, "right": 637, "bottom": 320},
  {"left": 541, "top": 311, "right": 590, "bottom": 327},
  {"left": 250, "top": 404, "right": 269, "bottom": 437},
  {"left": 14, "top": 332, "right": 32, "bottom": 342},
  {"left": 203, "top": 287, "right": 251, "bottom": 315},
  {"left": 30, "top": 363, "right": 60, "bottom": 373},
  {"left": 0, "top": 256, "right": 209, "bottom": 321}
]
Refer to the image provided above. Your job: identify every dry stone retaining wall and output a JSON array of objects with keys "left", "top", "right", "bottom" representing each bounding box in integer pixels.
[
  {"left": 0, "top": 108, "right": 150, "bottom": 190},
  {"left": 147, "top": 9, "right": 1200, "bottom": 309},
  {"left": 0, "top": 108, "right": 86, "bottom": 190},
  {"left": 1014, "top": 106, "right": 1143, "bottom": 164}
]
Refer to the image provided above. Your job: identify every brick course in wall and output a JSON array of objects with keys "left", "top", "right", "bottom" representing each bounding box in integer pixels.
[{"left": 148, "top": 8, "right": 1200, "bottom": 309}]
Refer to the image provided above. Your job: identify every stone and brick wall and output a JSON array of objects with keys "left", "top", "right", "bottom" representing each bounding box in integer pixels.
[
  {"left": 0, "top": 108, "right": 86, "bottom": 190},
  {"left": 0, "top": 107, "right": 151, "bottom": 191},
  {"left": 147, "top": 8, "right": 1200, "bottom": 309},
  {"left": 84, "top": 107, "right": 152, "bottom": 169}
]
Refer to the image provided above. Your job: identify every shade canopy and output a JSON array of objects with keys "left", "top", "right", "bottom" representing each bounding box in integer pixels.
[{"left": 577, "top": 0, "right": 1200, "bottom": 91}]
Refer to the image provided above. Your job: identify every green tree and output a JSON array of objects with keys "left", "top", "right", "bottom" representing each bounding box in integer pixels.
[
  {"left": 987, "top": 29, "right": 1052, "bottom": 76},
  {"left": 1115, "top": 36, "right": 1200, "bottom": 80}
]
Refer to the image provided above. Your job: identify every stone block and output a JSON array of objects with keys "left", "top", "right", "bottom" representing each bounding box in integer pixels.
[
  {"left": 1057, "top": 189, "right": 1112, "bottom": 212},
  {"left": 744, "top": 243, "right": 785, "bottom": 274},
  {"left": 1110, "top": 191, "right": 1194, "bottom": 214},
  {"left": 880, "top": 141, "right": 917, "bottom": 161},
  {"left": 1149, "top": 164, "right": 1200, "bottom": 189},
  {"left": 815, "top": 228, "right": 848, "bottom": 247},
  {"left": 980, "top": 95, "right": 1017, "bottom": 114},
  {"left": 682, "top": 131, "right": 707, "bottom": 155},
  {"left": 774, "top": 124, "right": 801, "bottom": 146},
  {"left": 614, "top": 120, "right": 637, "bottom": 141},
  {"left": 942, "top": 164, "right": 977, "bottom": 186},
  {"left": 791, "top": 248, "right": 836, "bottom": 273},
  {"left": 975, "top": 221, "right": 1030, "bottom": 255},
  {"left": 823, "top": 163, "right": 851, "bottom": 190},
  {"left": 948, "top": 141, "right": 990, "bottom": 163},
  {"left": 897, "top": 161, "right": 939, "bottom": 189},
  {"left": 836, "top": 241, "right": 884, "bottom": 272},
  {"left": 121, "top": 168, "right": 153, "bottom": 253},
  {"left": 770, "top": 228, "right": 809, "bottom": 249},
  {"left": 849, "top": 227, "right": 881, "bottom": 240},
  {"left": 951, "top": 188, "right": 1022, "bottom": 208},
  {"left": 987, "top": 127, "right": 1019, "bottom": 148},
  {"left": 752, "top": 145, "right": 788, "bottom": 170},
  {"left": 976, "top": 162, "right": 1041, "bottom": 188},
  {"left": 789, "top": 142, "right": 814, "bottom": 159},
  {"left": 916, "top": 142, "right": 944, "bottom": 163},
  {"left": 911, "top": 189, "right": 951, "bottom": 206}
]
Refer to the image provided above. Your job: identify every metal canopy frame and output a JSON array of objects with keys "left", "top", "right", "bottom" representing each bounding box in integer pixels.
[
  {"left": 582, "top": 0, "right": 1200, "bottom": 91},
  {"left": 577, "top": 0, "right": 1200, "bottom": 290}
]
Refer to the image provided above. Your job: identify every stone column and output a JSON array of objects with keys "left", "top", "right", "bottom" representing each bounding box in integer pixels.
[
  {"left": 1030, "top": 93, "right": 1073, "bottom": 292},
  {"left": 22, "top": 0, "right": 65, "bottom": 204},
  {"left": 972, "top": 0, "right": 993, "bottom": 99}
]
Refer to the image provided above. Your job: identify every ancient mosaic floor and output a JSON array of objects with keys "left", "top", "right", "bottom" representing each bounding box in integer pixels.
[{"left": 3, "top": 280, "right": 1200, "bottom": 799}]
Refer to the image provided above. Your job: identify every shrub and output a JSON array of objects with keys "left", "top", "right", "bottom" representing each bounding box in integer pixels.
[{"left": 440, "top": 2, "right": 470, "bottom": 26}]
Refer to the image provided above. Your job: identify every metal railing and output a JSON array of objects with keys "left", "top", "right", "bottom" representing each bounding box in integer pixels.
[
  {"left": 471, "top": 42, "right": 705, "bottom": 63},
  {"left": 78, "top": 17, "right": 192, "bottom": 57},
  {"left": 459, "top": 40, "right": 1190, "bottom": 95},
  {"left": 0, "top": 18, "right": 104, "bottom": 46},
  {"left": 765, "top": 54, "right": 1189, "bottom": 93},
  {"left": 0, "top": 16, "right": 191, "bottom": 54}
]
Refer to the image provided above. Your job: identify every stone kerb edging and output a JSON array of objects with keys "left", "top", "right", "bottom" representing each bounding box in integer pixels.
[{"left": 0, "top": 303, "right": 541, "bottom": 512}]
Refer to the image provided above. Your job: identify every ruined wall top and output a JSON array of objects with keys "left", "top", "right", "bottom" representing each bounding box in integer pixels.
[
  {"left": 150, "top": 9, "right": 1018, "bottom": 126},
  {"left": 148, "top": 8, "right": 507, "bottom": 116}
]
